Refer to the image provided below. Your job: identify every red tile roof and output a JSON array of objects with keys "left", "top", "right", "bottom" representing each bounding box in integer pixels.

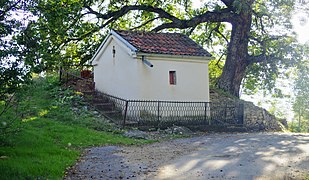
[{"left": 114, "top": 30, "right": 212, "bottom": 57}]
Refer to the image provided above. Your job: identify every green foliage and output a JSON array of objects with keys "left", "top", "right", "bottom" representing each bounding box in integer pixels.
[
  {"left": 0, "top": 62, "right": 30, "bottom": 100},
  {"left": 292, "top": 44, "right": 309, "bottom": 132},
  {"left": 18, "top": 0, "right": 103, "bottom": 71},
  {"left": 0, "top": 75, "right": 150, "bottom": 179},
  {"left": 0, "top": 0, "right": 31, "bottom": 101},
  {"left": 208, "top": 60, "right": 223, "bottom": 86},
  {"left": 288, "top": 120, "right": 309, "bottom": 133},
  {"left": 2, "top": 0, "right": 308, "bottom": 97},
  {"left": 0, "top": 1, "right": 35, "bottom": 136},
  {"left": 0, "top": 99, "right": 23, "bottom": 146},
  {"left": 21, "top": 0, "right": 305, "bottom": 95},
  {"left": 243, "top": 36, "right": 302, "bottom": 95}
]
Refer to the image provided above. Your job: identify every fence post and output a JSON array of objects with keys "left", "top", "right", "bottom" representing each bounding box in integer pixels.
[
  {"left": 157, "top": 101, "right": 160, "bottom": 128},
  {"left": 206, "top": 102, "right": 212, "bottom": 126},
  {"left": 59, "top": 66, "right": 63, "bottom": 83},
  {"left": 239, "top": 103, "right": 244, "bottom": 125},
  {"left": 204, "top": 102, "right": 207, "bottom": 125},
  {"left": 65, "top": 72, "right": 68, "bottom": 86},
  {"left": 123, "top": 101, "right": 129, "bottom": 128}
]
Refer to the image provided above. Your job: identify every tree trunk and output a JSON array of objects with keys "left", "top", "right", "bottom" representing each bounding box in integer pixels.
[{"left": 216, "top": 7, "right": 252, "bottom": 98}]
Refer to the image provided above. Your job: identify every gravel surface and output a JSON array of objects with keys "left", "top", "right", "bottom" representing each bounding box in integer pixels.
[{"left": 65, "top": 133, "right": 309, "bottom": 180}]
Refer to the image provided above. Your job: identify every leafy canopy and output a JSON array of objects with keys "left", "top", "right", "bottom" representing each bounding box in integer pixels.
[
  {"left": 0, "top": 0, "right": 31, "bottom": 101},
  {"left": 3, "top": 0, "right": 306, "bottom": 97}
]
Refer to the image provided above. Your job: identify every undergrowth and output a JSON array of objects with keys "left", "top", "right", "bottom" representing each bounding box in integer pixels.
[{"left": 0, "top": 75, "right": 150, "bottom": 179}]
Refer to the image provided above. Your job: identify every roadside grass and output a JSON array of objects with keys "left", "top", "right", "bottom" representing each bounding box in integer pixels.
[{"left": 0, "top": 75, "right": 150, "bottom": 179}]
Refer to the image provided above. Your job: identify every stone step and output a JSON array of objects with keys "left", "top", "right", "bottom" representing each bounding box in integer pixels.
[
  {"left": 124, "top": 121, "right": 139, "bottom": 126},
  {"left": 95, "top": 102, "right": 114, "bottom": 106},
  {"left": 82, "top": 91, "right": 95, "bottom": 96},
  {"left": 91, "top": 97, "right": 110, "bottom": 104},
  {"left": 225, "top": 126, "right": 247, "bottom": 132},
  {"left": 95, "top": 103, "right": 115, "bottom": 111},
  {"left": 101, "top": 110, "right": 121, "bottom": 114}
]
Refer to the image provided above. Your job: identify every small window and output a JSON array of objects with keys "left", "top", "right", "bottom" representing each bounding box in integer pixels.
[
  {"left": 112, "top": 46, "right": 116, "bottom": 58},
  {"left": 169, "top": 71, "right": 176, "bottom": 85}
]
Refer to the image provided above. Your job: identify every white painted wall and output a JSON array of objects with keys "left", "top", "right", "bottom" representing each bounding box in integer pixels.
[
  {"left": 93, "top": 37, "right": 141, "bottom": 100},
  {"left": 138, "top": 55, "right": 210, "bottom": 102},
  {"left": 135, "top": 55, "right": 210, "bottom": 117},
  {"left": 93, "top": 39, "right": 210, "bottom": 102}
]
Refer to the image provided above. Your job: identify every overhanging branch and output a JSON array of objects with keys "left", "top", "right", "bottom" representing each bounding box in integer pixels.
[
  {"left": 84, "top": 5, "right": 180, "bottom": 22},
  {"left": 221, "top": 0, "right": 235, "bottom": 8},
  {"left": 130, "top": 17, "right": 160, "bottom": 30},
  {"left": 153, "top": 9, "right": 236, "bottom": 31},
  {"left": 248, "top": 54, "right": 280, "bottom": 64},
  {"left": 63, "top": 3, "right": 237, "bottom": 48},
  {"left": 84, "top": 4, "right": 236, "bottom": 33},
  {"left": 0, "top": 0, "right": 22, "bottom": 18}
]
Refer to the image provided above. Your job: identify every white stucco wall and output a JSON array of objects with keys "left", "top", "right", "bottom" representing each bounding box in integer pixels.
[
  {"left": 92, "top": 35, "right": 211, "bottom": 118},
  {"left": 137, "top": 55, "right": 210, "bottom": 102},
  {"left": 93, "top": 40, "right": 210, "bottom": 102},
  {"left": 93, "top": 37, "right": 141, "bottom": 100},
  {"left": 135, "top": 55, "right": 210, "bottom": 117}
]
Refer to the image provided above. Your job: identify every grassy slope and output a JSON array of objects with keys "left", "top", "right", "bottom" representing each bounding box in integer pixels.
[{"left": 0, "top": 76, "right": 149, "bottom": 179}]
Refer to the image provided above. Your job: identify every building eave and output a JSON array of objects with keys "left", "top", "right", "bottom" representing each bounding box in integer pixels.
[
  {"left": 91, "top": 29, "right": 138, "bottom": 64},
  {"left": 90, "top": 32, "right": 111, "bottom": 64},
  {"left": 111, "top": 30, "right": 138, "bottom": 52},
  {"left": 136, "top": 52, "right": 213, "bottom": 63}
]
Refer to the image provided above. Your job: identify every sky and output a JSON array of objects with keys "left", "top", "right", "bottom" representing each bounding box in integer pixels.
[{"left": 292, "top": 11, "right": 309, "bottom": 44}]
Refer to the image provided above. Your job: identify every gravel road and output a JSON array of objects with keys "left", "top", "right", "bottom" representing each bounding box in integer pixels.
[{"left": 65, "top": 133, "right": 309, "bottom": 180}]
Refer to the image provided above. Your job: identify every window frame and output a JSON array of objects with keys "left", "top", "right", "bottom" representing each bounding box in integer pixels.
[{"left": 169, "top": 71, "right": 176, "bottom": 85}]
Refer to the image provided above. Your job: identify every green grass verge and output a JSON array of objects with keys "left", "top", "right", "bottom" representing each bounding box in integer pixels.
[{"left": 0, "top": 75, "right": 150, "bottom": 179}]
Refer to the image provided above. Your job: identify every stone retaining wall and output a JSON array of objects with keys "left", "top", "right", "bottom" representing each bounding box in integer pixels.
[
  {"left": 210, "top": 89, "right": 284, "bottom": 131},
  {"left": 243, "top": 101, "right": 281, "bottom": 131}
]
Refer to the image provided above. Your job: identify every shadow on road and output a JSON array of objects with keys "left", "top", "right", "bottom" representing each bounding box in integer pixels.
[{"left": 152, "top": 133, "right": 309, "bottom": 179}]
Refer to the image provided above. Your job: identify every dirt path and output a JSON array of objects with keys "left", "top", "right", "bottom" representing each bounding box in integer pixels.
[{"left": 65, "top": 133, "right": 309, "bottom": 180}]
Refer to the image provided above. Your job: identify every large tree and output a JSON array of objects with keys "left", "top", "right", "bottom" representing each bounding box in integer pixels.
[{"left": 25, "top": 0, "right": 304, "bottom": 97}]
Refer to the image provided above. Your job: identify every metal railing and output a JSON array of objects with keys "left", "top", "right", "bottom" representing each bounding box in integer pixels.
[
  {"left": 95, "top": 92, "right": 244, "bottom": 128},
  {"left": 59, "top": 68, "right": 95, "bottom": 93},
  {"left": 58, "top": 67, "right": 244, "bottom": 129}
]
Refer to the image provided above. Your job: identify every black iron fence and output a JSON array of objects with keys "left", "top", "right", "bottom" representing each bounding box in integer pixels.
[
  {"left": 59, "top": 68, "right": 95, "bottom": 93},
  {"left": 95, "top": 92, "right": 244, "bottom": 128},
  {"left": 58, "top": 67, "right": 244, "bottom": 129}
]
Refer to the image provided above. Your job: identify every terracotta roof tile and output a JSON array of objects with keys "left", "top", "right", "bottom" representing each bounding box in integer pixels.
[{"left": 114, "top": 30, "right": 212, "bottom": 57}]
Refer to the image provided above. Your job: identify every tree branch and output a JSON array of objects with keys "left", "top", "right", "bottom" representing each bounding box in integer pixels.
[
  {"left": 84, "top": 5, "right": 180, "bottom": 22},
  {"left": 0, "top": 0, "right": 22, "bottom": 19},
  {"left": 213, "top": 23, "right": 229, "bottom": 44},
  {"left": 248, "top": 54, "right": 267, "bottom": 64},
  {"left": 249, "top": 36, "right": 266, "bottom": 55},
  {"left": 130, "top": 17, "right": 160, "bottom": 30},
  {"left": 249, "top": 35, "right": 284, "bottom": 58},
  {"left": 84, "top": 4, "right": 236, "bottom": 33},
  {"left": 153, "top": 9, "right": 236, "bottom": 31},
  {"left": 252, "top": 9, "right": 272, "bottom": 34},
  {"left": 63, "top": 3, "right": 237, "bottom": 48},
  {"left": 248, "top": 54, "right": 281, "bottom": 64},
  {"left": 216, "top": 53, "right": 225, "bottom": 69},
  {"left": 0, "top": 93, "right": 15, "bottom": 118},
  {"left": 221, "top": 0, "right": 235, "bottom": 8}
]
